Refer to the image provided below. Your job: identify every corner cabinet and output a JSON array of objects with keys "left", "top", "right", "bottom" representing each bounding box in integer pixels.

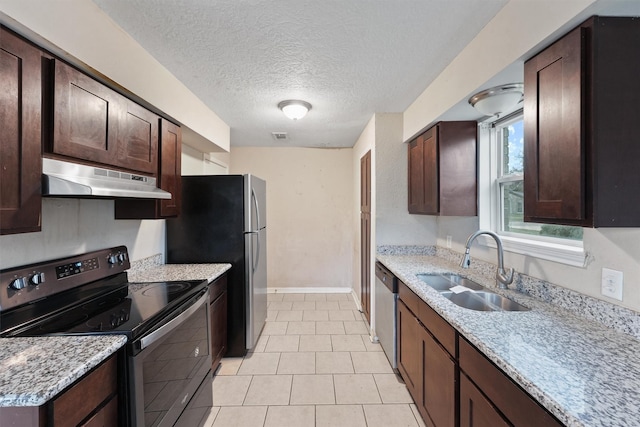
[
  {"left": 0, "top": 27, "right": 42, "bottom": 235},
  {"left": 524, "top": 16, "right": 640, "bottom": 227},
  {"left": 114, "top": 119, "right": 182, "bottom": 219},
  {"left": 408, "top": 121, "right": 477, "bottom": 216}
]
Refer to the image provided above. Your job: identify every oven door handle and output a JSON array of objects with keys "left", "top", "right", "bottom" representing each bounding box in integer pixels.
[{"left": 140, "top": 289, "right": 209, "bottom": 350}]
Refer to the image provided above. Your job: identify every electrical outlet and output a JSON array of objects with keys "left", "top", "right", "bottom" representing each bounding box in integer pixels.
[
  {"left": 601, "top": 268, "right": 623, "bottom": 301},
  {"left": 446, "top": 235, "right": 452, "bottom": 248}
]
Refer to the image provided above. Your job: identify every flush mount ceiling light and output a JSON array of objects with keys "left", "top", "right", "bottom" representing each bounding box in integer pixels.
[
  {"left": 468, "top": 83, "right": 524, "bottom": 117},
  {"left": 278, "top": 100, "right": 312, "bottom": 120}
]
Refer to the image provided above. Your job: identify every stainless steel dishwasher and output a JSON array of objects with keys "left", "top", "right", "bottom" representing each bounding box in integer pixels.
[{"left": 375, "top": 262, "right": 398, "bottom": 370}]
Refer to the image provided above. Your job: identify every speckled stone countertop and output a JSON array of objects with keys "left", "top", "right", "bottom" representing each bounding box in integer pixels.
[
  {"left": 377, "top": 254, "right": 640, "bottom": 427},
  {"left": 127, "top": 262, "right": 231, "bottom": 284},
  {"left": 0, "top": 335, "right": 126, "bottom": 407}
]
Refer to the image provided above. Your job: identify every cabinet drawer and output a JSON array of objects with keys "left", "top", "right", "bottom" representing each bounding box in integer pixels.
[
  {"left": 419, "top": 302, "right": 456, "bottom": 357},
  {"left": 398, "top": 280, "right": 421, "bottom": 316},
  {"left": 210, "top": 274, "right": 228, "bottom": 302},
  {"left": 459, "top": 338, "right": 562, "bottom": 427},
  {"left": 51, "top": 355, "right": 117, "bottom": 427}
]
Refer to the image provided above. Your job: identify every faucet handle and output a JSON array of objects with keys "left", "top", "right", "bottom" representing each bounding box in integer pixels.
[{"left": 496, "top": 267, "right": 515, "bottom": 288}]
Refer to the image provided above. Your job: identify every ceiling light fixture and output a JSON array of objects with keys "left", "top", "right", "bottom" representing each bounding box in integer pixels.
[
  {"left": 278, "top": 100, "right": 312, "bottom": 120},
  {"left": 468, "top": 83, "right": 524, "bottom": 117}
]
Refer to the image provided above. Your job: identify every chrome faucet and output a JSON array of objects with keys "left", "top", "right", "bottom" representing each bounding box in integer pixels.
[{"left": 460, "top": 230, "right": 514, "bottom": 289}]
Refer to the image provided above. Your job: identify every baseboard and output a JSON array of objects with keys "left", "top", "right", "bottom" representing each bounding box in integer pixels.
[
  {"left": 350, "top": 289, "right": 363, "bottom": 312},
  {"left": 268, "top": 287, "right": 353, "bottom": 294}
]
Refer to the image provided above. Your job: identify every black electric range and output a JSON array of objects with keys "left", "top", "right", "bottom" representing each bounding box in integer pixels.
[{"left": 0, "top": 246, "right": 213, "bottom": 426}]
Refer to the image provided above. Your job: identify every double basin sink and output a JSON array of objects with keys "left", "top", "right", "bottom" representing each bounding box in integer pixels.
[{"left": 417, "top": 273, "right": 529, "bottom": 312}]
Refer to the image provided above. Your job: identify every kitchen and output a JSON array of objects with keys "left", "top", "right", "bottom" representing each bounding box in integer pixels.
[{"left": 2, "top": 0, "right": 640, "bottom": 426}]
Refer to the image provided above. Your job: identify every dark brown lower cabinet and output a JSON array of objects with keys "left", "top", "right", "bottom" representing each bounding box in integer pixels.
[
  {"left": 209, "top": 274, "right": 228, "bottom": 371},
  {"left": 459, "top": 338, "right": 563, "bottom": 427},
  {"left": 398, "top": 281, "right": 456, "bottom": 427},
  {"left": 0, "top": 354, "right": 119, "bottom": 427},
  {"left": 397, "top": 299, "right": 422, "bottom": 401},
  {"left": 396, "top": 278, "right": 562, "bottom": 427},
  {"left": 420, "top": 326, "right": 456, "bottom": 427},
  {"left": 460, "top": 374, "right": 509, "bottom": 427}
]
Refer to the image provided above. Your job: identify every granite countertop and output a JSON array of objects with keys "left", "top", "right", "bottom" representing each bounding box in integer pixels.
[
  {"left": 377, "top": 254, "right": 640, "bottom": 427},
  {"left": 127, "top": 262, "right": 231, "bottom": 283},
  {"left": 0, "top": 335, "right": 127, "bottom": 407}
]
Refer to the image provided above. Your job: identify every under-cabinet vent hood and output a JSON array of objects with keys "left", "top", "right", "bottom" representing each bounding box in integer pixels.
[{"left": 42, "top": 158, "right": 172, "bottom": 199}]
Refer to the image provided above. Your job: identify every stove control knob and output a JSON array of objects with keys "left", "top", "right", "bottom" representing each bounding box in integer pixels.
[
  {"left": 117, "top": 253, "right": 127, "bottom": 263},
  {"left": 10, "top": 277, "right": 27, "bottom": 290},
  {"left": 107, "top": 254, "right": 118, "bottom": 265},
  {"left": 29, "top": 272, "right": 45, "bottom": 286}
]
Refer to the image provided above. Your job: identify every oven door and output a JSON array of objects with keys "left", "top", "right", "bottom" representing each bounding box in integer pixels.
[{"left": 129, "top": 288, "right": 212, "bottom": 427}]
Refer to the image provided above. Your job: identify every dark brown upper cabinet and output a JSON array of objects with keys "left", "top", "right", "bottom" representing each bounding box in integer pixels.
[
  {"left": 114, "top": 118, "right": 182, "bottom": 219},
  {"left": 0, "top": 27, "right": 42, "bottom": 235},
  {"left": 408, "top": 121, "right": 477, "bottom": 216},
  {"left": 50, "top": 59, "right": 159, "bottom": 176},
  {"left": 524, "top": 16, "right": 640, "bottom": 227}
]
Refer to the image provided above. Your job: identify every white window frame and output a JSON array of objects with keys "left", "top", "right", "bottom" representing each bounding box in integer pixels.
[{"left": 477, "top": 110, "right": 586, "bottom": 267}]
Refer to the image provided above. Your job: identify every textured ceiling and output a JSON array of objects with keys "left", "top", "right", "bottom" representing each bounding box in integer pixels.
[{"left": 93, "top": 0, "right": 507, "bottom": 148}]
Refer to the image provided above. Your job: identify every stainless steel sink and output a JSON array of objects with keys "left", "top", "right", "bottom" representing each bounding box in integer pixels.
[{"left": 417, "top": 274, "right": 529, "bottom": 312}]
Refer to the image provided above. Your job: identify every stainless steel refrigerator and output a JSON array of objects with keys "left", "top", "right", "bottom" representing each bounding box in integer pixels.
[{"left": 165, "top": 175, "right": 267, "bottom": 356}]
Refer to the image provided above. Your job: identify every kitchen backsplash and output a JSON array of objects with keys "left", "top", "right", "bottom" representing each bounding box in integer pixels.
[{"left": 377, "top": 245, "right": 640, "bottom": 341}]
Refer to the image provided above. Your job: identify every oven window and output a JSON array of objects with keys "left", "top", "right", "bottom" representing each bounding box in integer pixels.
[{"left": 139, "top": 302, "right": 211, "bottom": 426}]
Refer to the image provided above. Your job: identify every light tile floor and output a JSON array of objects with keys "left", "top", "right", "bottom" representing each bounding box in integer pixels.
[{"left": 197, "top": 292, "right": 426, "bottom": 427}]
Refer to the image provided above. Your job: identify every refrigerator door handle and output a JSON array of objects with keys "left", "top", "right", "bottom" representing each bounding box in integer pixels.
[
  {"left": 251, "top": 188, "right": 261, "bottom": 273},
  {"left": 251, "top": 187, "right": 262, "bottom": 231}
]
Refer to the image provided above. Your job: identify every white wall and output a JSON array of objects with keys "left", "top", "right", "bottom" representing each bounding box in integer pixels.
[
  {"left": 182, "top": 146, "right": 230, "bottom": 175},
  {"left": 0, "top": 199, "right": 164, "bottom": 269},
  {"left": 230, "top": 147, "right": 354, "bottom": 290},
  {"left": 374, "top": 113, "right": 437, "bottom": 246}
]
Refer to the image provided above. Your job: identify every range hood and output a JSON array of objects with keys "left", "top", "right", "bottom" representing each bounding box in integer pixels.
[{"left": 42, "top": 158, "right": 172, "bottom": 199}]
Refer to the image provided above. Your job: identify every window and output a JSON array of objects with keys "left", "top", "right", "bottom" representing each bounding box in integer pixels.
[{"left": 478, "top": 110, "right": 585, "bottom": 266}]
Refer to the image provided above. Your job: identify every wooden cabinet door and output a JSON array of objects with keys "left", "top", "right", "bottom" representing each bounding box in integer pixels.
[
  {"left": 52, "top": 60, "right": 122, "bottom": 167},
  {"left": 524, "top": 26, "right": 586, "bottom": 223},
  {"left": 408, "top": 122, "right": 476, "bottom": 216},
  {"left": 114, "top": 119, "right": 181, "bottom": 219},
  {"left": 421, "top": 127, "right": 439, "bottom": 215},
  {"left": 210, "top": 290, "right": 228, "bottom": 371},
  {"left": 159, "top": 119, "right": 181, "bottom": 217},
  {"left": 420, "top": 326, "right": 456, "bottom": 427},
  {"left": 51, "top": 355, "right": 117, "bottom": 427},
  {"left": 397, "top": 300, "right": 422, "bottom": 403},
  {"left": 408, "top": 136, "right": 424, "bottom": 213},
  {"left": 0, "top": 27, "right": 42, "bottom": 235},
  {"left": 118, "top": 100, "right": 159, "bottom": 175},
  {"left": 81, "top": 396, "right": 118, "bottom": 427},
  {"left": 460, "top": 374, "right": 509, "bottom": 427}
]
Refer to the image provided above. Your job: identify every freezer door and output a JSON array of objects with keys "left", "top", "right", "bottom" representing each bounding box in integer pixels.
[{"left": 244, "top": 175, "right": 267, "bottom": 232}]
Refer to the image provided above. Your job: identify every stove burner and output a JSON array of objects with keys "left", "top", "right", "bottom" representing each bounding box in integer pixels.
[{"left": 141, "top": 282, "right": 192, "bottom": 297}]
